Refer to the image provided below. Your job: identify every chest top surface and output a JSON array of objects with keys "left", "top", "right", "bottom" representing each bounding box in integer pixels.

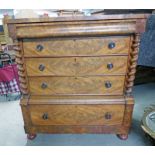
[{"left": 5, "top": 14, "right": 150, "bottom": 40}]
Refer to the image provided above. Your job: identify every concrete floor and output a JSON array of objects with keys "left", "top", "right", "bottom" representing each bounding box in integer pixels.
[{"left": 0, "top": 83, "right": 155, "bottom": 146}]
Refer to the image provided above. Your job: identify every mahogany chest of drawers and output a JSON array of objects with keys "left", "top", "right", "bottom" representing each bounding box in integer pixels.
[{"left": 6, "top": 14, "right": 149, "bottom": 140}]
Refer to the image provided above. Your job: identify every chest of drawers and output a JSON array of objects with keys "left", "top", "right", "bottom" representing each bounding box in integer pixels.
[{"left": 6, "top": 14, "right": 149, "bottom": 140}]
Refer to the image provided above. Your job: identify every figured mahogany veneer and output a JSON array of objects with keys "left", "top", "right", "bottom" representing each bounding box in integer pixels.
[
  {"left": 6, "top": 14, "right": 149, "bottom": 139},
  {"left": 23, "top": 36, "right": 130, "bottom": 57},
  {"left": 25, "top": 56, "right": 128, "bottom": 76},
  {"left": 28, "top": 76, "right": 125, "bottom": 95},
  {"left": 29, "top": 104, "right": 125, "bottom": 126},
  {"left": 21, "top": 95, "right": 134, "bottom": 134}
]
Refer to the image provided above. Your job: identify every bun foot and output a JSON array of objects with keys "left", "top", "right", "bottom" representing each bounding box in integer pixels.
[
  {"left": 117, "top": 134, "right": 128, "bottom": 140},
  {"left": 27, "top": 134, "right": 37, "bottom": 140}
]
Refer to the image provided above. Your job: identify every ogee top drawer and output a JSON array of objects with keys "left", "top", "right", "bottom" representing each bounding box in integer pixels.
[
  {"left": 23, "top": 36, "right": 131, "bottom": 57},
  {"left": 25, "top": 56, "right": 128, "bottom": 76}
]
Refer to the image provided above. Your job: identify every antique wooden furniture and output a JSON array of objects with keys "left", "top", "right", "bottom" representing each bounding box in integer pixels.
[{"left": 6, "top": 14, "right": 149, "bottom": 140}]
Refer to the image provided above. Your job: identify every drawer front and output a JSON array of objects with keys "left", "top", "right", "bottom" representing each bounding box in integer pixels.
[
  {"left": 25, "top": 56, "right": 128, "bottom": 76},
  {"left": 28, "top": 76, "right": 125, "bottom": 95},
  {"left": 29, "top": 104, "right": 125, "bottom": 126},
  {"left": 23, "top": 36, "right": 130, "bottom": 57}
]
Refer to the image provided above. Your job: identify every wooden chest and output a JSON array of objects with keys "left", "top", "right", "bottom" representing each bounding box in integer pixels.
[{"left": 6, "top": 14, "right": 149, "bottom": 140}]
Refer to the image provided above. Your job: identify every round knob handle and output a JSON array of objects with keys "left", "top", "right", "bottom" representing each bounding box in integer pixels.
[
  {"left": 39, "top": 64, "right": 45, "bottom": 71},
  {"left": 41, "top": 82, "right": 48, "bottom": 89},
  {"left": 36, "top": 44, "right": 44, "bottom": 52},
  {"left": 105, "top": 112, "right": 112, "bottom": 120},
  {"left": 108, "top": 42, "right": 115, "bottom": 49},
  {"left": 105, "top": 81, "right": 112, "bottom": 88},
  {"left": 42, "top": 113, "right": 48, "bottom": 120},
  {"left": 107, "top": 63, "right": 113, "bottom": 70}
]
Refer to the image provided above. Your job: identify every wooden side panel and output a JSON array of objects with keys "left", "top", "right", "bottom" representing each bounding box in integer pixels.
[
  {"left": 25, "top": 56, "right": 128, "bottom": 76},
  {"left": 29, "top": 104, "right": 125, "bottom": 126},
  {"left": 28, "top": 76, "right": 125, "bottom": 95},
  {"left": 122, "top": 96, "right": 134, "bottom": 133},
  {"left": 23, "top": 36, "right": 130, "bottom": 57}
]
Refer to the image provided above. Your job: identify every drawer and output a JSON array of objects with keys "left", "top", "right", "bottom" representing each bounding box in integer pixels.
[
  {"left": 29, "top": 104, "right": 125, "bottom": 126},
  {"left": 25, "top": 56, "right": 128, "bottom": 76},
  {"left": 23, "top": 36, "right": 131, "bottom": 57},
  {"left": 28, "top": 76, "right": 125, "bottom": 95}
]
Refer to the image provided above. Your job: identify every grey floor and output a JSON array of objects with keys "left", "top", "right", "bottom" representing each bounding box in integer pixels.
[{"left": 0, "top": 83, "right": 155, "bottom": 146}]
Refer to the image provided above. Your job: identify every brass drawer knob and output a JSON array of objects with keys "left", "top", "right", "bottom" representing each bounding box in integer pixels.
[
  {"left": 41, "top": 83, "right": 48, "bottom": 89},
  {"left": 39, "top": 64, "right": 45, "bottom": 71},
  {"left": 36, "top": 44, "right": 44, "bottom": 52},
  {"left": 108, "top": 42, "right": 115, "bottom": 49},
  {"left": 105, "top": 112, "right": 112, "bottom": 120},
  {"left": 105, "top": 81, "right": 112, "bottom": 88},
  {"left": 42, "top": 113, "right": 48, "bottom": 120},
  {"left": 107, "top": 63, "right": 113, "bottom": 70}
]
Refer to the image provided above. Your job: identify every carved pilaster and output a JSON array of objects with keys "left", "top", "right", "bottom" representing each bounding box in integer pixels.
[
  {"left": 13, "top": 41, "right": 29, "bottom": 94},
  {"left": 125, "top": 34, "right": 141, "bottom": 95}
]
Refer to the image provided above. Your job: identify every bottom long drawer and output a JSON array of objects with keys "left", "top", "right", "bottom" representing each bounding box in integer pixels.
[
  {"left": 28, "top": 76, "right": 125, "bottom": 95},
  {"left": 21, "top": 95, "right": 134, "bottom": 134},
  {"left": 28, "top": 104, "right": 125, "bottom": 126}
]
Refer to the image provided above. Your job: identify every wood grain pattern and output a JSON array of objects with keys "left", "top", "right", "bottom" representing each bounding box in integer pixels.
[
  {"left": 15, "top": 21, "right": 134, "bottom": 38},
  {"left": 28, "top": 76, "right": 125, "bottom": 95},
  {"left": 25, "top": 56, "right": 128, "bottom": 76},
  {"left": 29, "top": 104, "right": 124, "bottom": 126},
  {"left": 15, "top": 20, "right": 144, "bottom": 38},
  {"left": 23, "top": 36, "right": 130, "bottom": 57}
]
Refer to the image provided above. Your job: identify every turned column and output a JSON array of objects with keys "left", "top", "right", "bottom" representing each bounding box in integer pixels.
[
  {"left": 13, "top": 41, "right": 29, "bottom": 95},
  {"left": 125, "top": 33, "right": 141, "bottom": 95}
]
